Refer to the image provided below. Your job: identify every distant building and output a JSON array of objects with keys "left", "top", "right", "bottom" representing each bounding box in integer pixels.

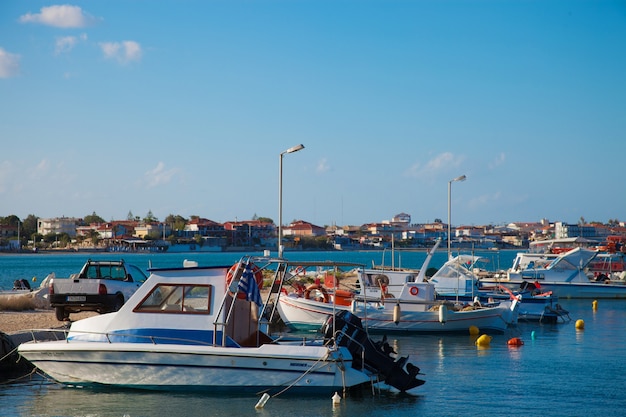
[
  {"left": 283, "top": 220, "right": 325, "bottom": 237},
  {"left": 391, "top": 212, "right": 411, "bottom": 226},
  {"left": 37, "top": 217, "right": 79, "bottom": 237}
]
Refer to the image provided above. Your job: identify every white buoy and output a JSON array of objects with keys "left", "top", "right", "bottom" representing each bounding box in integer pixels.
[
  {"left": 255, "top": 393, "right": 270, "bottom": 409},
  {"left": 332, "top": 392, "right": 341, "bottom": 405},
  {"left": 438, "top": 304, "right": 447, "bottom": 324},
  {"left": 393, "top": 303, "right": 401, "bottom": 324}
]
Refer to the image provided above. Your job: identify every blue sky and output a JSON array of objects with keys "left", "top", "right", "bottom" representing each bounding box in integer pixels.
[{"left": 1, "top": 1, "right": 625, "bottom": 227}]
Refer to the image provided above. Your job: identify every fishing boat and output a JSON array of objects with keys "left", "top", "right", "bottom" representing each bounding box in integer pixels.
[
  {"left": 276, "top": 243, "right": 519, "bottom": 334},
  {"left": 18, "top": 256, "right": 424, "bottom": 395},
  {"left": 429, "top": 255, "right": 569, "bottom": 323},
  {"left": 481, "top": 247, "right": 626, "bottom": 299}
]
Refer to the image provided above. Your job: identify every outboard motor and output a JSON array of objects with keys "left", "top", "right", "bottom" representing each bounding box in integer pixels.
[{"left": 322, "top": 310, "right": 425, "bottom": 392}]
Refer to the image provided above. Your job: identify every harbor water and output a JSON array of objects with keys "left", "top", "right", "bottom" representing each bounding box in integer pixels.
[{"left": 1, "top": 251, "right": 625, "bottom": 416}]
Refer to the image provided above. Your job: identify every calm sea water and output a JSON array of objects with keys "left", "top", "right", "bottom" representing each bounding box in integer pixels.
[{"left": 2, "top": 251, "right": 625, "bottom": 416}]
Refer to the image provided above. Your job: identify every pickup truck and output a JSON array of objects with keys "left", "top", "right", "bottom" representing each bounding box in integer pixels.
[{"left": 49, "top": 259, "right": 148, "bottom": 321}]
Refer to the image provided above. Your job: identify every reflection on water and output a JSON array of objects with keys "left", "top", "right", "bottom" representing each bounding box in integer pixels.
[{"left": 4, "top": 378, "right": 422, "bottom": 417}]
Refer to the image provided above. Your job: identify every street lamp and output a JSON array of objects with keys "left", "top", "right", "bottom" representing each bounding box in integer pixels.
[
  {"left": 278, "top": 144, "right": 305, "bottom": 257},
  {"left": 447, "top": 174, "right": 466, "bottom": 260}
]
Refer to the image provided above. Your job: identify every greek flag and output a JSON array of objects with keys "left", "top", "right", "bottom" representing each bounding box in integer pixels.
[{"left": 238, "top": 262, "right": 262, "bottom": 307}]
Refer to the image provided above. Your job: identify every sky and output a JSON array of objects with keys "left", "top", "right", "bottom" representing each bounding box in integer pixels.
[{"left": 1, "top": 1, "right": 625, "bottom": 228}]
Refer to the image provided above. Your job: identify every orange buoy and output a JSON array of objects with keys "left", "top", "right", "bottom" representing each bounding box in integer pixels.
[{"left": 507, "top": 337, "right": 524, "bottom": 346}]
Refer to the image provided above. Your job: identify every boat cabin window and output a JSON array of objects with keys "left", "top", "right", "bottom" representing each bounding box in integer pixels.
[{"left": 134, "top": 284, "right": 212, "bottom": 314}]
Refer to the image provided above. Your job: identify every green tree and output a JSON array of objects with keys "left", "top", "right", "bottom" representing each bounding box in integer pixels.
[
  {"left": 144, "top": 210, "right": 158, "bottom": 223},
  {"left": 87, "top": 229, "right": 100, "bottom": 246},
  {"left": 0, "top": 214, "right": 20, "bottom": 226},
  {"left": 84, "top": 211, "right": 106, "bottom": 224},
  {"left": 165, "top": 214, "right": 188, "bottom": 231},
  {"left": 22, "top": 214, "right": 38, "bottom": 238}
]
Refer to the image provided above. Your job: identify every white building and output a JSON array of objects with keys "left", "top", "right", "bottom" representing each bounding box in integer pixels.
[{"left": 37, "top": 217, "right": 79, "bottom": 237}]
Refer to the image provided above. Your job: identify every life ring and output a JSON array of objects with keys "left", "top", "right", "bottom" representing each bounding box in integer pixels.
[
  {"left": 226, "top": 262, "right": 264, "bottom": 299},
  {"left": 409, "top": 286, "right": 419, "bottom": 296},
  {"left": 304, "top": 284, "right": 330, "bottom": 303}
]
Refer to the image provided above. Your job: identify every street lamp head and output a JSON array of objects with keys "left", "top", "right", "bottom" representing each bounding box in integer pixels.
[
  {"left": 451, "top": 174, "right": 467, "bottom": 183},
  {"left": 283, "top": 144, "right": 305, "bottom": 154}
]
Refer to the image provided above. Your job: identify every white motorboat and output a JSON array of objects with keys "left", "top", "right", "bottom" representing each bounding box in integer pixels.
[
  {"left": 278, "top": 280, "right": 519, "bottom": 333},
  {"left": 276, "top": 243, "right": 519, "bottom": 334},
  {"left": 482, "top": 247, "right": 626, "bottom": 299},
  {"left": 429, "top": 255, "right": 569, "bottom": 323},
  {"left": 18, "top": 256, "right": 425, "bottom": 395}
]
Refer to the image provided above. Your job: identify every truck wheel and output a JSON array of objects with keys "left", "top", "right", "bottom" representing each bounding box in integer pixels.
[
  {"left": 112, "top": 295, "right": 124, "bottom": 312},
  {"left": 55, "top": 307, "right": 69, "bottom": 321}
]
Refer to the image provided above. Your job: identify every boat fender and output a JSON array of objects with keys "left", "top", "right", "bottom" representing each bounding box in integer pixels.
[
  {"left": 255, "top": 393, "right": 270, "bottom": 409},
  {"left": 393, "top": 303, "right": 401, "bottom": 325},
  {"left": 438, "top": 304, "right": 447, "bottom": 324},
  {"left": 507, "top": 337, "right": 524, "bottom": 346}
]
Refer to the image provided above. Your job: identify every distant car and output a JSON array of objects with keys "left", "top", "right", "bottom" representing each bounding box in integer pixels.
[{"left": 49, "top": 259, "right": 148, "bottom": 321}]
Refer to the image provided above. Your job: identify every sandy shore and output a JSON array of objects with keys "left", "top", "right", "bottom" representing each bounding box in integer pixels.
[{"left": 1, "top": 310, "right": 97, "bottom": 334}]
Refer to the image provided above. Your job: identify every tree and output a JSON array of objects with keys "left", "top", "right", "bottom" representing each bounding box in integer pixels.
[
  {"left": 127, "top": 211, "right": 135, "bottom": 221},
  {"left": 84, "top": 211, "right": 105, "bottom": 224},
  {"left": 165, "top": 214, "right": 187, "bottom": 231},
  {"left": 0, "top": 214, "right": 20, "bottom": 226},
  {"left": 22, "top": 214, "right": 38, "bottom": 238},
  {"left": 87, "top": 229, "right": 100, "bottom": 246},
  {"left": 143, "top": 210, "right": 158, "bottom": 223},
  {"left": 257, "top": 217, "right": 274, "bottom": 224}
]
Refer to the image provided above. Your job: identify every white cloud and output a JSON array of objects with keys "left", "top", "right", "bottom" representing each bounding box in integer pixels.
[
  {"left": 55, "top": 33, "right": 87, "bottom": 55},
  {"left": 488, "top": 152, "right": 506, "bottom": 169},
  {"left": 404, "top": 152, "right": 465, "bottom": 181},
  {"left": 99, "top": 41, "right": 142, "bottom": 64},
  {"left": 0, "top": 47, "right": 20, "bottom": 78},
  {"left": 19, "top": 5, "right": 97, "bottom": 28},
  {"left": 316, "top": 158, "right": 330, "bottom": 174},
  {"left": 142, "top": 162, "right": 178, "bottom": 188}
]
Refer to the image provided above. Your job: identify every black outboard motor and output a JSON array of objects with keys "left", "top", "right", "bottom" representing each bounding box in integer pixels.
[{"left": 322, "top": 310, "right": 425, "bottom": 392}]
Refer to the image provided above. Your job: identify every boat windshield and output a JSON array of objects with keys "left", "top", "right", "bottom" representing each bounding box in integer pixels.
[{"left": 135, "top": 284, "right": 213, "bottom": 314}]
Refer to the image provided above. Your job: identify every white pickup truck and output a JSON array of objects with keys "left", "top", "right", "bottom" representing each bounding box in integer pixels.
[{"left": 49, "top": 259, "right": 148, "bottom": 321}]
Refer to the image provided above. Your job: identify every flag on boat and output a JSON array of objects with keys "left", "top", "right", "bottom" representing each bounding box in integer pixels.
[{"left": 238, "top": 262, "right": 262, "bottom": 307}]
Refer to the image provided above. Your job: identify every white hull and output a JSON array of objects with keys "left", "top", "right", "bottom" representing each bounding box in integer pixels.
[
  {"left": 19, "top": 340, "right": 365, "bottom": 392},
  {"left": 278, "top": 295, "right": 517, "bottom": 333},
  {"left": 489, "top": 280, "right": 626, "bottom": 299}
]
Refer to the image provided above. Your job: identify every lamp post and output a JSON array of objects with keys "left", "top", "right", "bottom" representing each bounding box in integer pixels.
[
  {"left": 278, "top": 144, "right": 305, "bottom": 257},
  {"left": 447, "top": 174, "right": 466, "bottom": 260}
]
